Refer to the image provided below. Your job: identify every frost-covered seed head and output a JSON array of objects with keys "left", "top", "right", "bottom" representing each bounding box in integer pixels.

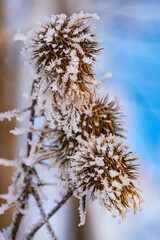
[
  {"left": 41, "top": 94, "right": 126, "bottom": 172},
  {"left": 69, "top": 135, "right": 142, "bottom": 221},
  {"left": 23, "top": 12, "right": 101, "bottom": 94},
  {"left": 80, "top": 94, "right": 126, "bottom": 138}
]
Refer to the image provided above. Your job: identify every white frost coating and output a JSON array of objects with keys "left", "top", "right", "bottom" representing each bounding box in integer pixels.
[
  {"left": 112, "top": 180, "right": 122, "bottom": 190},
  {"left": 83, "top": 56, "right": 93, "bottom": 64},
  {"left": 0, "top": 159, "right": 16, "bottom": 167},
  {"left": 14, "top": 29, "right": 27, "bottom": 42},
  {"left": 10, "top": 127, "right": 31, "bottom": 136},
  {"left": 0, "top": 109, "right": 20, "bottom": 121},
  {"left": 78, "top": 197, "right": 87, "bottom": 226},
  {"left": 95, "top": 157, "right": 104, "bottom": 166},
  {"left": 108, "top": 150, "right": 113, "bottom": 158},
  {"left": 0, "top": 204, "right": 10, "bottom": 215},
  {"left": 44, "top": 28, "right": 55, "bottom": 43},
  {"left": 119, "top": 175, "right": 130, "bottom": 186},
  {"left": 92, "top": 13, "right": 100, "bottom": 20},
  {"left": 113, "top": 155, "right": 119, "bottom": 161},
  {"left": 108, "top": 192, "right": 116, "bottom": 201},
  {"left": 25, "top": 139, "right": 43, "bottom": 166},
  {"left": 109, "top": 170, "right": 119, "bottom": 178}
]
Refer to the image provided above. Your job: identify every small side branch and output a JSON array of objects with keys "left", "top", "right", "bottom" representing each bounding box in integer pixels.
[
  {"left": 32, "top": 185, "right": 57, "bottom": 240},
  {"left": 10, "top": 202, "right": 26, "bottom": 240},
  {"left": 10, "top": 81, "right": 37, "bottom": 239}
]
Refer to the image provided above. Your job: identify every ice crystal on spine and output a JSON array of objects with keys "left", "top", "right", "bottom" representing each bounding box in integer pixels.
[{"left": 79, "top": 94, "right": 126, "bottom": 138}]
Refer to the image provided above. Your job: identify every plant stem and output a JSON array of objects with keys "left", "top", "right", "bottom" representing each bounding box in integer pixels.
[
  {"left": 10, "top": 81, "right": 37, "bottom": 239},
  {"left": 32, "top": 185, "right": 57, "bottom": 240},
  {"left": 25, "top": 187, "right": 75, "bottom": 240}
]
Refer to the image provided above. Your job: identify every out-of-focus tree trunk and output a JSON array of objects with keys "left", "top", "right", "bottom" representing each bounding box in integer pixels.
[
  {"left": 57, "top": 0, "right": 71, "bottom": 15},
  {"left": 0, "top": 0, "right": 17, "bottom": 229}
]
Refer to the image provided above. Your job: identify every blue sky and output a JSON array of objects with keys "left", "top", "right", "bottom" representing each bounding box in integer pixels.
[
  {"left": 89, "top": 2, "right": 160, "bottom": 239},
  {"left": 92, "top": 1, "right": 160, "bottom": 169}
]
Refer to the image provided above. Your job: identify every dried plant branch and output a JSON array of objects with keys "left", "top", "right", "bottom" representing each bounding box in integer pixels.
[
  {"left": 31, "top": 185, "right": 57, "bottom": 240},
  {"left": 25, "top": 187, "right": 75, "bottom": 240},
  {"left": 10, "top": 81, "right": 38, "bottom": 239}
]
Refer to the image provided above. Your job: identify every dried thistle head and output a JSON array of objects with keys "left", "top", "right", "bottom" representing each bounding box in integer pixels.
[
  {"left": 80, "top": 94, "right": 126, "bottom": 138},
  {"left": 69, "top": 134, "right": 142, "bottom": 224},
  {"left": 40, "top": 93, "right": 124, "bottom": 168},
  {"left": 39, "top": 93, "right": 126, "bottom": 173},
  {"left": 23, "top": 12, "right": 101, "bottom": 95}
]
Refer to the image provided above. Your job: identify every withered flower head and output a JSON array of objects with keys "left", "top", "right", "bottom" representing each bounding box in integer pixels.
[
  {"left": 69, "top": 134, "right": 142, "bottom": 225},
  {"left": 39, "top": 93, "right": 126, "bottom": 174},
  {"left": 42, "top": 93, "right": 126, "bottom": 169},
  {"left": 23, "top": 11, "right": 101, "bottom": 94},
  {"left": 80, "top": 94, "right": 126, "bottom": 138}
]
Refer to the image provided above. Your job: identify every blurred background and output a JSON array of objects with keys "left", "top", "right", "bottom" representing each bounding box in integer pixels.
[{"left": 0, "top": 0, "right": 160, "bottom": 239}]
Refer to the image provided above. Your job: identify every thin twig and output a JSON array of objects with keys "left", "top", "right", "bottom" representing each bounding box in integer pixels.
[
  {"left": 10, "top": 81, "right": 37, "bottom": 239},
  {"left": 37, "top": 182, "right": 56, "bottom": 187},
  {"left": 32, "top": 185, "right": 57, "bottom": 240},
  {"left": 24, "top": 187, "right": 75, "bottom": 240}
]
